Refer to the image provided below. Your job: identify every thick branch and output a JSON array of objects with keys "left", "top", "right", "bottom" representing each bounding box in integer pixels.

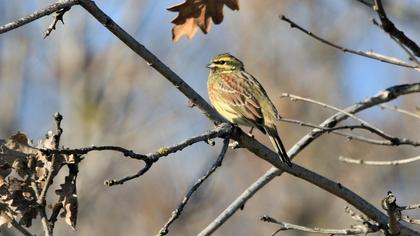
[{"left": 0, "top": 0, "right": 79, "bottom": 34}]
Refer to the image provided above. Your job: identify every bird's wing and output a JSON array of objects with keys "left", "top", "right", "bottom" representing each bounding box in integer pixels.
[{"left": 216, "top": 73, "right": 263, "bottom": 123}]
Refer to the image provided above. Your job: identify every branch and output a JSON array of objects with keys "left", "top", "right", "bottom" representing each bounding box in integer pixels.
[
  {"left": 260, "top": 215, "right": 376, "bottom": 235},
  {"left": 44, "top": 123, "right": 231, "bottom": 186},
  {"left": 199, "top": 83, "right": 420, "bottom": 236},
  {"left": 78, "top": 0, "right": 224, "bottom": 124},
  {"left": 0, "top": 0, "right": 79, "bottom": 34},
  {"left": 372, "top": 18, "right": 420, "bottom": 65},
  {"left": 379, "top": 104, "right": 420, "bottom": 120},
  {"left": 281, "top": 93, "right": 419, "bottom": 146},
  {"left": 210, "top": 135, "right": 420, "bottom": 235},
  {"left": 382, "top": 192, "right": 401, "bottom": 235},
  {"left": 38, "top": 112, "right": 64, "bottom": 236},
  {"left": 104, "top": 123, "right": 231, "bottom": 186},
  {"left": 280, "top": 15, "right": 420, "bottom": 71},
  {"left": 401, "top": 216, "right": 420, "bottom": 225},
  {"left": 339, "top": 155, "right": 420, "bottom": 166},
  {"left": 281, "top": 117, "right": 418, "bottom": 146},
  {"left": 43, "top": 6, "right": 72, "bottom": 38},
  {"left": 373, "top": 0, "right": 420, "bottom": 57},
  {"left": 158, "top": 138, "right": 230, "bottom": 235}
]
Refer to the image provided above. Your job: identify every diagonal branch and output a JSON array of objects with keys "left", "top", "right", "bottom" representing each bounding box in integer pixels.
[
  {"left": 281, "top": 117, "right": 418, "bottom": 146},
  {"left": 280, "top": 15, "right": 420, "bottom": 71},
  {"left": 0, "top": 0, "right": 79, "bottom": 34},
  {"left": 373, "top": 0, "right": 420, "bottom": 57},
  {"left": 282, "top": 93, "right": 420, "bottom": 146},
  {"left": 158, "top": 137, "right": 230, "bottom": 235},
  {"left": 78, "top": 0, "right": 224, "bottom": 124}
]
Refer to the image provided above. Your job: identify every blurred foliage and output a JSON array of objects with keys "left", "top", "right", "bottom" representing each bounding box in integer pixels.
[{"left": 0, "top": 0, "right": 419, "bottom": 235}]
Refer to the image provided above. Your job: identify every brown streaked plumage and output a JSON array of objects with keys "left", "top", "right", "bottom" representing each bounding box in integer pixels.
[{"left": 207, "top": 53, "right": 292, "bottom": 167}]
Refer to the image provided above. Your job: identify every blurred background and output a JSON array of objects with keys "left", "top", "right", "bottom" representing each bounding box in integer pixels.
[{"left": 0, "top": 0, "right": 419, "bottom": 235}]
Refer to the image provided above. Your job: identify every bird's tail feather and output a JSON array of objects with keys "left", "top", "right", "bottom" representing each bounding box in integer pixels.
[{"left": 264, "top": 126, "right": 292, "bottom": 167}]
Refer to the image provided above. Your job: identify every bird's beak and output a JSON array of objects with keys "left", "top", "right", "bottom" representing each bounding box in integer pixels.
[{"left": 207, "top": 62, "right": 215, "bottom": 69}]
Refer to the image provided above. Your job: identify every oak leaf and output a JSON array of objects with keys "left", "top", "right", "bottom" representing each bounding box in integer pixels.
[{"left": 168, "top": 0, "right": 239, "bottom": 41}]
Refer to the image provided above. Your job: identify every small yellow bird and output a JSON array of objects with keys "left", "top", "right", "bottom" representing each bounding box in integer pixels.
[{"left": 207, "top": 53, "right": 292, "bottom": 167}]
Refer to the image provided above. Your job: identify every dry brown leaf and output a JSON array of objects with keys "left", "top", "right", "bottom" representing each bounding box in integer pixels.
[
  {"left": 168, "top": 0, "right": 239, "bottom": 41},
  {"left": 56, "top": 173, "right": 78, "bottom": 229}
]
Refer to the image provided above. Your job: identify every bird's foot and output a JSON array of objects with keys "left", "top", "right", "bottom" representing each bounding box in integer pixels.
[
  {"left": 229, "top": 141, "right": 240, "bottom": 149},
  {"left": 247, "top": 127, "right": 255, "bottom": 138}
]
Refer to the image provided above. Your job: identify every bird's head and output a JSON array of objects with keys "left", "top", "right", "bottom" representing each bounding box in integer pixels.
[{"left": 207, "top": 53, "right": 244, "bottom": 72}]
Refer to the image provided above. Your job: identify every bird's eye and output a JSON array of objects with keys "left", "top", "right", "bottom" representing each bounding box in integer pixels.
[{"left": 220, "top": 61, "right": 226, "bottom": 65}]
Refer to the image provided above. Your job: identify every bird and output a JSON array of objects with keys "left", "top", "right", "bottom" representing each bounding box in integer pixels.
[{"left": 207, "top": 53, "right": 292, "bottom": 167}]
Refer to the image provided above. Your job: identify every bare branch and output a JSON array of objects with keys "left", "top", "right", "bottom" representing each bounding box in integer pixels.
[
  {"left": 260, "top": 215, "right": 376, "bottom": 235},
  {"left": 199, "top": 83, "right": 420, "bottom": 236},
  {"left": 339, "top": 155, "right": 420, "bottom": 166},
  {"left": 281, "top": 117, "right": 418, "bottom": 146},
  {"left": 373, "top": 0, "right": 420, "bottom": 57},
  {"left": 280, "top": 15, "right": 420, "bottom": 71},
  {"left": 159, "top": 138, "right": 230, "bottom": 235},
  {"left": 382, "top": 192, "right": 401, "bottom": 235},
  {"left": 38, "top": 112, "right": 64, "bottom": 236},
  {"left": 0, "top": 0, "right": 79, "bottom": 34},
  {"left": 379, "top": 104, "right": 420, "bottom": 120},
  {"left": 400, "top": 204, "right": 420, "bottom": 211},
  {"left": 78, "top": 0, "right": 224, "bottom": 124},
  {"left": 281, "top": 93, "right": 420, "bottom": 146},
  {"left": 401, "top": 216, "right": 420, "bottom": 225},
  {"left": 43, "top": 6, "right": 72, "bottom": 38},
  {"left": 102, "top": 123, "right": 232, "bottom": 186}
]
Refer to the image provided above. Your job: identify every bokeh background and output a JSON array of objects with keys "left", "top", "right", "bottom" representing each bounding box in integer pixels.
[{"left": 1, "top": 0, "right": 419, "bottom": 235}]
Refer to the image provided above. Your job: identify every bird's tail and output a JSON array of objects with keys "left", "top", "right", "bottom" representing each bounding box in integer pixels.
[{"left": 264, "top": 125, "right": 292, "bottom": 167}]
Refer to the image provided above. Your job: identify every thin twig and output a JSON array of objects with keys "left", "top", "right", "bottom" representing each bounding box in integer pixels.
[
  {"left": 373, "top": 0, "right": 420, "bottom": 57},
  {"left": 104, "top": 123, "right": 232, "bottom": 186},
  {"left": 0, "top": 0, "right": 79, "bottom": 34},
  {"left": 43, "top": 6, "right": 72, "bottom": 38},
  {"left": 400, "top": 204, "right": 420, "bottom": 211},
  {"left": 401, "top": 215, "right": 420, "bottom": 225},
  {"left": 280, "top": 15, "right": 420, "bottom": 71},
  {"left": 282, "top": 93, "right": 420, "bottom": 146},
  {"left": 281, "top": 117, "right": 419, "bottom": 146},
  {"left": 379, "top": 104, "right": 420, "bottom": 120},
  {"left": 339, "top": 155, "right": 420, "bottom": 166},
  {"left": 158, "top": 138, "right": 230, "bottom": 235},
  {"left": 38, "top": 112, "right": 63, "bottom": 236},
  {"left": 260, "top": 215, "right": 375, "bottom": 235}
]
